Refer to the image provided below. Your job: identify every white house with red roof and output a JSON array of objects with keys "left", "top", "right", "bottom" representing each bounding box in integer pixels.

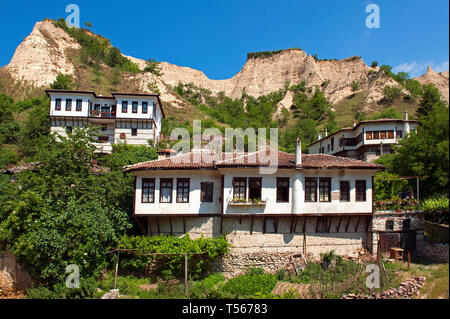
[
  {"left": 123, "top": 140, "right": 384, "bottom": 264},
  {"left": 46, "top": 90, "right": 165, "bottom": 153}
]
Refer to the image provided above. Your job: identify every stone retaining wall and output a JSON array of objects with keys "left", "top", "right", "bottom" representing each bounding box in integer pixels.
[
  {"left": 342, "top": 277, "right": 426, "bottom": 299},
  {"left": 0, "top": 249, "right": 33, "bottom": 294},
  {"left": 415, "top": 240, "right": 449, "bottom": 263},
  {"left": 424, "top": 221, "right": 449, "bottom": 243}
]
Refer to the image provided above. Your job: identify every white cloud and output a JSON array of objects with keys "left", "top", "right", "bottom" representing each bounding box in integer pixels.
[{"left": 393, "top": 60, "right": 449, "bottom": 77}]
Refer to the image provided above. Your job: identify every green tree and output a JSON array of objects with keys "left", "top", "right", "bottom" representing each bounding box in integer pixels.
[
  {"left": 416, "top": 83, "right": 445, "bottom": 118},
  {"left": 50, "top": 73, "right": 73, "bottom": 90}
]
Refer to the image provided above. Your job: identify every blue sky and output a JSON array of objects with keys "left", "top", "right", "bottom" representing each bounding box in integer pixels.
[{"left": 0, "top": 0, "right": 448, "bottom": 79}]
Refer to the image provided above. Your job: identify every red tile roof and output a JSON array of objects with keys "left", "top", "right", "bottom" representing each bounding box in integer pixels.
[{"left": 123, "top": 149, "right": 383, "bottom": 172}]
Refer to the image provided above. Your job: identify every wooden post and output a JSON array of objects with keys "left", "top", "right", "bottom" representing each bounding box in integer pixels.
[
  {"left": 201, "top": 280, "right": 209, "bottom": 298},
  {"left": 114, "top": 251, "right": 120, "bottom": 290},
  {"left": 416, "top": 177, "right": 420, "bottom": 205},
  {"left": 184, "top": 254, "right": 188, "bottom": 295},
  {"left": 407, "top": 251, "right": 411, "bottom": 268}
]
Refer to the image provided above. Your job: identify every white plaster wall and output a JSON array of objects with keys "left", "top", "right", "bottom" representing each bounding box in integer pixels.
[
  {"left": 115, "top": 96, "right": 156, "bottom": 120},
  {"left": 135, "top": 170, "right": 222, "bottom": 215},
  {"left": 49, "top": 93, "right": 92, "bottom": 117}
]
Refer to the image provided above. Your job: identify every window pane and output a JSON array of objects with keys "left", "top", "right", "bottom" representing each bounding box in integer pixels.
[
  {"left": 319, "top": 178, "right": 331, "bottom": 202},
  {"left": 249, "top": 178, "right": 262, "bottom": 200},
  {"left": 305, "top": 178, "right": 317, "bottom": 202},
  {"left": 340, "top": 181, "right": 350, "bottom": 201},
  {"left": 277, "top": 178, "right": 289, "bottom": 202},
  {"left": 356, "top": 180, "right": 366, "bottom": 202},
  {"left": 201, "top": 182, "right": 213, "bottom": 202},
  {"left": 160, "top": 179, "right": 172, "bottom": 203}
]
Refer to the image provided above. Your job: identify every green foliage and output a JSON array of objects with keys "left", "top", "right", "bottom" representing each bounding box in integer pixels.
[
  {"left": 0, "top": 147, "right": 19, "bottom": 169},
  {"left": 351, "top": 81, "right": 359, "bottom": 91},
  {"left": 416, "top": 83, "right": 445, "bottom": 118},
  {"left": 370, "top": 107, "right": 402, "bottom": 120},
  {"left": 108, "top": 144, "right": 158, "bottom": 171},
  {"left": 379, "top": 64, "right": 393, "bottom": 76},
  {"left": 0, "top": 128, "right": 132, "bottom": 285},
  {"left": 53, "top": 18, "right": 139, "bottom": 74},
  {"left": 247, "top": 48, "right": 300, "bottom": 60},
  {"left": 50, "top": 73, "right": 73, "bottom": 90},
  {"left": 190, "top": 273, "right": 226, "bottom": 298},
  {"left": 27, "top": 277, "right": 98, "bottom": 299},
  {"left": 376, "top": 97, "right": 449, "bottom": 198},
  {"left": 393, "top": 71, "right": 409, "bottom": 84},
  {"left": 404, "top": 79, "right": 423, "bottom": 98},
  {"left": 374, "top": 172, "right": 409, "bottom": 201},
  {"left": 118, "top": 234, "right": 230, "bottom": 280},
  {"left": 383, "top": 85, "right": 402, "bottom": 102},
  {"left": 144, "top": 59, "right": 163, "bottom": 76},
  {"left": 371, "top": 61, "right": 378, "bottom": 68},
  {"left": 421, "top": 198, "right": 449, "bottom": 225},
  {"left": 219, "top": 268, "right": 277, "bottom": 297}
]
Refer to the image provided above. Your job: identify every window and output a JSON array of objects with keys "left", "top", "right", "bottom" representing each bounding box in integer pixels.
[
  {"left": 131, "top": 128, "right": 138, "bottom": 136},
  {"left": 122, "top": 101, "right": 128, "bottom": 113},
  {"left": 276, "top": 178, "right": 290, "bottom": 203},
  {"left": 356, "top": 180, "right": 366, "bottom": 202},
  {"left": 160, "top": 179, "right": 173, "bottom": 203},
  {"left": 142, "top": 179, "right": 155, "bottom": 203},
  {"left": 176, "top": 178, "right": 190, "bottom": 203},
  {"left": 327, "top": 144, "right": 330, "bottom": 152},
  {"left": 373, "top": 131, "right": 380, "bottom": 139},
  {"left": 132, "top": 101, "right": 138, "bottom": 113},
  {"left": 396, "top": 130, "right": 403, "bottom": 139},
  {"left": 366, "top": 131, "right": 372, "bottom": 140},
  {"left": 248, "top": 178, "right": 262, "bottom": 201},
  {"left": 200, "top": 182, "right": 213, "bottom": 202},
  {"left": 55, "top": 98, "right": 61, "bottom": 111},
  {"left": 403, "top": 219, "right": 411, "bottom": 230},
  {"left": 387, "top": 130, "right": 394, "bottom": 139},
  {"left": 331, "top": 137, "right": 334, "bottom": 151},
  {"left": 380, "top": 131, "right": 386, "bottom": 139},
  {"left": 233, "top": 178, "right": 247, "bottom": 201},
  {"left": 355, "top": 133, "right": 363, "bottom": 145},
  {"left": 101, "top": 124, "right": 107, "bottom": 132},
  {"left": 340, "top": 181, "right": 350, "bottom": 202},
  {"left": 65, "top": 99, "right": 72, "bottom": 111},
  {"left": 142, "top": 102, "right": 148, "bottom": 114},
  {"left": 305, "top": 178, "right": 317, "bottom": 202},
  {"left": 386, "top": 220, "right": 394, "bottom": 231},
  {"left": 76, "top": 99, "right": 82, "bottom": 112},
  {"left": 319, "top": 178, "right": 331, "bottom": 202}
]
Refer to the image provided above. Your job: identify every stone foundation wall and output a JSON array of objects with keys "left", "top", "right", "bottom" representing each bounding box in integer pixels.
[
  {"left": 0, "top": 249, "right": 33, "bottom": 294},
  {"left": 342, "top": 277, "right": 426, "bottom": 299},
  {"left": 146, "top": 215, "right": 372, "bottom": 275}
]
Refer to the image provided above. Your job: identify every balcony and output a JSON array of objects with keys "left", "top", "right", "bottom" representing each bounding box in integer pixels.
[
  {"left": 228, "top": 199, "right": 267, "bottom": 207},
  {"left": 89, "top": 109, "right": 116, "bottom": 119}
]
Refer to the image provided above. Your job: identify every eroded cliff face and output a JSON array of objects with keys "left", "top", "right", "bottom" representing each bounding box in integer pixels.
[
  {"left": 2, "top": 20, "right": 448, "bottom": 108},
  {"left": 3, "top": 20, "right": 80, "bottom": 88},
  {"left": 415, "top": 66, "right": 449, "bottom": 102}
]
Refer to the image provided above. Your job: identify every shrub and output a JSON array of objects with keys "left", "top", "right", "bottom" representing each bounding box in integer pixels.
[
  {"left": 27, "top": 277, "right": 98, "bottom": 299},
  {"left": 371, "top": 61, "right": 378, "bottom": 68},
  {"left": 352, "top": 81, "right": 359, "bottom": 91},
  {"left": 421, "top": 198, "right": 449, "bottom": 224},
  {"left": 219, "top": 268, "right": 277, "bottom": 297},
  {"left": 190, "top": 273, "right": 226, "bottom": 298}
]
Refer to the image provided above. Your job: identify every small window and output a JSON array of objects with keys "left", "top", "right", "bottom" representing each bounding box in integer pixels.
[
  {"left": 366, "top": 131, "right": 372, "bottom": 140},
  {"left": 403, "top": 219, "right": 411, "bottom": 231},
  {"left": 276, "top": 178, "right": 289, "bottom": 203},
  {"left": 396, "top": 130, "right": 403, "bottom": 139},
  {"left": 233, "top": 178, "right": 246, "bottom": 201},
  {"left": 248, "top": 178, "right": 262, "bottom": 201},
  {"left": 55, "top": 98, "right": 61, "bottom": 111},
  {"left": 356, "top": 180, "right": 366, "bottom": 202},
  {"left": 142, "top": 179, "right": 155, "bottom": 203},
  {"left": 132, "top": 101, "right": 138, "bottom": 113},
  {"left": 122, "top": 101, "right": 128, "bottom": 113},
  {"left": 200, "top": 182, "right": 213, "bottom": 202},
  {"left": 327, "top": 144, "right": 330, "bottom": 152},
  {"left": 142, "top": 102, "right": 148, "bottom": 114},
  {"left": 65, "top": 99, "right": 72, "bottom": 111},
  {"left": 101, "top": 124, "right": 107, "bottom": 132},
  {"left": 340, "top": 181, "right": 350, "bottom": 202},
  {"left": 305, "top": 177, "right": 317, "bottom": 202},
  {"left": 373, "top": 131, "right": 380, "bottom": 139},
  {"left": 176, "top": 178, "right": 190, "bottom": 203},
  {"left": 380, "top": 131, "right": 387, "bottom": 139},
  {"left": 160, "top": 179, "right": 173, "bottom": 203},
  {"left": 76, "top": 99, "right": 82, "bottom": 112},
  {"left": 387, "top": 130, "right": 394, "bottom": 139},
  {"left": 131, "top": 128, "right": 138, "bottom": 136},
  {"left": 386, "top": 220, "right": 394, "bottom": 231},
  {"left": 319, "top": 178, "right": 331, "bottom": 202},
  {"left": 331, "top": 137, "right": 334, "bottom": 151}
]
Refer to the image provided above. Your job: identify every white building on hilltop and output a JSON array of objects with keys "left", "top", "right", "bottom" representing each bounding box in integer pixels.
[
  {"left": 307, "top": 113, "right": 418, "bottom": 162},
  {"left": 46, "top": 90, "right": 165, "bottom": 153}
]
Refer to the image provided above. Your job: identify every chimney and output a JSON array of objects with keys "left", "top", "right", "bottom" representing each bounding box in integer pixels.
[
  {"left": 353, "top": 122, "right": 357, "bottom": 127},
  {"left": 318, "top": 133, "right": 322, "bottom": 140},
  {"left": 404, "top": 111, "right": 408, "bottom": 121},
  {"left": 295, "top": 137, "right": 302, "bottom": 166},
  {"left": 325, "top": 129, "right": 328, "bottom": 137}
]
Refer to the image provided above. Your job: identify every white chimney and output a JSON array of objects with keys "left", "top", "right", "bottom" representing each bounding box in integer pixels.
[
  {"left": 318, "top": 133, "right": 322, "bottom": 140},
  {"left": 404, "top": 111, "right": 408, "bottom": 121},
  {"left": 295, "top": 137, "right": 302, "bottom": 166},
  {"left": 325, "top": 129, "right": 328, "bottom": 137},
  {"left": 353, "top": 122, "right": 357, "bottom": 127}
]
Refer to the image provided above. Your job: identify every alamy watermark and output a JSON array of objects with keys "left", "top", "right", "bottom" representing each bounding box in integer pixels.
[
  {"left": 365, "top": 4, "right": 380, "bottom": 29},
  {"left": 65, "top": 264, "right": 80, "bottom": 288},
  {"left": 65, "top": 4, "right": 80, "bottom": 28}
]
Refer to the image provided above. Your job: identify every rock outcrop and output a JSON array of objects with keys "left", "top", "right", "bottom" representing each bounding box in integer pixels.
[{"left": 415, "top": 66, "right": 449, "bottom": 102}]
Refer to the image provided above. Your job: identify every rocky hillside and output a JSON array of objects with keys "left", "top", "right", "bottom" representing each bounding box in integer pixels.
[{"left": 1, "top": 20, "right": 448, "bottom": 114}]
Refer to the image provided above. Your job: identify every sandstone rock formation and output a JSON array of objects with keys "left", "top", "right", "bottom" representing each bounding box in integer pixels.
[{"left": 1, "top": 20, "right": 448, "bottom": 108}]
